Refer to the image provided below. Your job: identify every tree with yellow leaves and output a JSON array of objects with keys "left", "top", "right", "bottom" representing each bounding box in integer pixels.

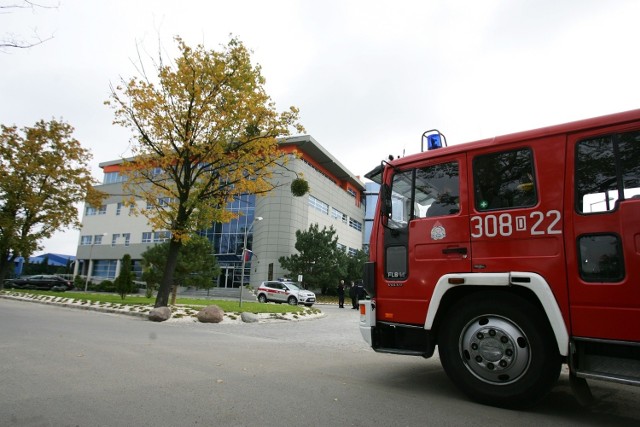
[
  {"left": 0, "top": 120, "right": 104, "bottom": 286},
  {"left": 107, "top": 37, "right": 304, "bottom": 308}
]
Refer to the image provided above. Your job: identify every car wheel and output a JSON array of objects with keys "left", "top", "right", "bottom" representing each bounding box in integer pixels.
[
  {"left": 287, "top": 296, "right": 298, "bottom": 305},
  {"left": 438, "top": 292, "right": 561, "bottom": 409},
  {"left": 257, "top": 294, "right": 267, "bottom": 303}
]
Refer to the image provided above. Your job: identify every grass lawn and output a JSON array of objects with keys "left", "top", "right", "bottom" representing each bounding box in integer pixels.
[{"left": 2, "top": 289, "right": 332, "bottom": 314}]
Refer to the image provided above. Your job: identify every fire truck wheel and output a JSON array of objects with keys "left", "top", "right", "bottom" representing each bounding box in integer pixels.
[{"left": 438, "top": 292, "right": 561, "bottom": 408}]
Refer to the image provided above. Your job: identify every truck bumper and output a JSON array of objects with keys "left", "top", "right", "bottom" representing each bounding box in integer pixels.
[{"left": 359, "top": 300, "right": 375, "bottom": 346}]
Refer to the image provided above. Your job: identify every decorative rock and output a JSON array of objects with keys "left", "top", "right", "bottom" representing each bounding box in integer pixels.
[
  {"left": 241, "top": 312, "right": 259, "bottom": 323},
  {"left": 148, "top": 306, "right": 172, "bottom": 322},
  {"left": 196, "top": 305, "right": 224, "bottom": 323}
]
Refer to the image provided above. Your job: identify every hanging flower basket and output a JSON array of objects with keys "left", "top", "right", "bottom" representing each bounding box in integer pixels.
[{"left": 290, "top": 177, "right": 309, "bottom": 197}]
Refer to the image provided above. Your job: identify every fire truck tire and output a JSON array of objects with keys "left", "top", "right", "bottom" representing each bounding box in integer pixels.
[{"left": 438, "top": 292, "right": 561, "bottom": 408}]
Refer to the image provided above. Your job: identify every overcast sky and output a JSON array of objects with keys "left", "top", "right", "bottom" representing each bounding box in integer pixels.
[{"left": 2, "top": 0, "right": 640, "bottom": 256}]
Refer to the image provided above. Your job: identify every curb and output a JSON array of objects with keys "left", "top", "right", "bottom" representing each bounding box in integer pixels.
[{"left": 0, "top": 292, "right": 326, "bottom": 324}]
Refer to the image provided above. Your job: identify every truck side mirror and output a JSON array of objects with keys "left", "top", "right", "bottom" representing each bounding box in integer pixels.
[{"left": 380, "top": 184, "right": 392, "bottom": 226}]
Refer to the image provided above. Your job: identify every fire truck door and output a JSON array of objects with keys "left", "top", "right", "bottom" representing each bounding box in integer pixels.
[
  {"left": 567, "top": 130, "right": 640, "bottom": 342},
  {"left": 381, "top": 155, "right": 471, "bottom": 326}
]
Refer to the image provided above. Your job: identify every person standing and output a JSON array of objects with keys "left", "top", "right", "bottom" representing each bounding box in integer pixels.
[
  {"left": 355, "top": 279, "right": 366, "bottom": 309},
  {"left": 349, "top": 280, "right": 358, "bottom": 309},
  {"left": 337, "top": 280, "right": 345, "bottom": 308}
]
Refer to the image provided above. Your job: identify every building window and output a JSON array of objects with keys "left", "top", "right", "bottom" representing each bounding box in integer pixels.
[
  {"left": 104, "top": 172, "right": 127, "bottom": 184},
  {"left": 89, "top": 205, "right": 108, "bottom": 215},
  {"left": 94, "top": 234, "right": 104, "bottom": 245},
  {"left": 142, "top": 232, "right": 152, "bottom": 243},
  {"left": 337, "top": 243, "right": 346, "bottom": 252},
  {"left": 159, "top": 197, "right": 169, "bottom": 207},
  {"left": 86, "top": 205, "right": 107, "bottom": 216},
  {"left": 111, "top": 234, "right": 120, "bottom": 246},
  {"left": 123, "top": 233, "right": 131, "bottom": 246},
  {"left": 93, "top": 260, "right": 118, "bottom": 279},
  {"left": 308, "top": 195, "right": 329, "bottom": 214},
  {"left": 81, "top": 235, "right": 92, "bottom": 245},
  {"left": 198, "top": 194, "right": 256, "bottom": 255},
  {"left": 331, "top": 208, "right": 348, "bottom": 223},
  {"left": 153, "top": 231, "right": 171, "bottom": 243},
  {"left": 349, "top": 217, "right": 362, "bottom": 231},
  {"left": 348, "top": 247, "right": 358, "bottom": 256},
  {"left": 116, "top": 202, "right": 123, "bottom": 215},
  {"left": 347, "top": 188, "right": 357, "bottom": 198}
]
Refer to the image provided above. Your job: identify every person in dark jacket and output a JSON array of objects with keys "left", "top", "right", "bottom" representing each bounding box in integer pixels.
[
  {"left": 337, "top": 280, "right": 345, "bottom": 308},
  {"left": 354, "top": 279, "right": 366, "bottom": 308},
  {"left": 349, "top": 280, "right": 358, "bottom": 309}
]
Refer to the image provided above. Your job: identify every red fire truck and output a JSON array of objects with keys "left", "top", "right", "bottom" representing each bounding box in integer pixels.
[{"left": 360, "top": 109, "right": 640, "bottom": 408}]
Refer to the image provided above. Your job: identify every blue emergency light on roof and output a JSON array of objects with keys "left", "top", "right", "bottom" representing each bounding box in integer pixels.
[
  {"left": 428, "top": 134, "right": 442, "bottom": 150},
  {"left": 421, "top": 130, "right": 447, "bottom": 152}
]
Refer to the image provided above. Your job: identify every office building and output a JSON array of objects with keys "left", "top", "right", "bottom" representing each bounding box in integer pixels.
[{"left": 73, "top": 135, "right": 365, "bottom": 289}]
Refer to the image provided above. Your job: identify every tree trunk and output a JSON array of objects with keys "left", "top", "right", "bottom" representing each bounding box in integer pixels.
[
  {"left": 170, "top": 283, "right": 178, "bottom": 306},
  {"left": 0, "top": 251, "right": 16, "bottom": 288},
  {"left": 155, "top": 238, "right": 182, "bottom": 307}
]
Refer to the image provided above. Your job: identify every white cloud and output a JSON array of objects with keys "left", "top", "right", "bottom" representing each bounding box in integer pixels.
[{"left": 3, "top": 0, "right": 640, "bottom": 255}]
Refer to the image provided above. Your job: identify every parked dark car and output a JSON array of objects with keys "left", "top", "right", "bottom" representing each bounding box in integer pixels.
[{"left": 5, "top": 275, "right": 74, "bottom": 291}]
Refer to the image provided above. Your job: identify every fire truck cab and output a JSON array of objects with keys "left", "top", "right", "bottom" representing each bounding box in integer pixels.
[{"left": 360, "top": 110, "right": 640, "bottom": 408}]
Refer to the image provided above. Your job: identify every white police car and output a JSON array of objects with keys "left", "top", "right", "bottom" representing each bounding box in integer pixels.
[{"left": 256, "top": 281, "right": 316, "bottom": 307}]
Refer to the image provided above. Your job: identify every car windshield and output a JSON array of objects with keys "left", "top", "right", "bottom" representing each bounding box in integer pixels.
[{"left": 284, "top": 282, "right": 299, "bottom": 291}]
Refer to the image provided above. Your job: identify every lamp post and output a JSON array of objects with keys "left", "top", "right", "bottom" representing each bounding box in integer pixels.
[
  {"left": 239, "top": 216, "right": 263, "bottom": 307},
  {"left": 85, "top": 233, "right": 107, "bottom": 292}
]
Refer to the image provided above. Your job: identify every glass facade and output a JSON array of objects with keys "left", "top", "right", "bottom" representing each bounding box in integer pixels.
[
  {"left": 199, "top": 194, "right": 256, "bottom": 288},
  {"left": 93, "top": 260, "right": 118, "bottom": 279}
]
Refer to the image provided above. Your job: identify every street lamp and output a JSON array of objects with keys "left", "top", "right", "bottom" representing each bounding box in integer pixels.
[
  {"left": 239, "top": 216, "right": 263, "bottom": 307},
  {"left": 85, "top": 233, "right": 107, "bottom": 292}
]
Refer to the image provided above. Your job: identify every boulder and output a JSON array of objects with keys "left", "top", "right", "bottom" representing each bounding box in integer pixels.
[
  {"left": 197, "top": 305, "right": 224, "bottom": 323},
  {"left": 241, "top": 312, "right": 259, "bottom": 323},
  {"left": 148, "top": 306, "right": 172, "bottom": 322}
]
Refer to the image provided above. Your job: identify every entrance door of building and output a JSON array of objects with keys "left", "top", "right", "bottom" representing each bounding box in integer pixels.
[{"left": 217, "top": 267, "right": 236, "bottom": 288}]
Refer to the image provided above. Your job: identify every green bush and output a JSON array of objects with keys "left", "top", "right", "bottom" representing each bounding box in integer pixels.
[
  {"left": 73, "top": 276, "right": 85, "bottom": 289},
  {"left": 290, "top": 177, "right": 309, "bottom": 197},
  {"left": 323, "top": 286, "right": 338, "bottom": 296},
  {"left": 114, "top": 254, "right": 135, "bottom": 300},
  {"left": 94, "top": 280, "right": 116, "bottom": 293}
]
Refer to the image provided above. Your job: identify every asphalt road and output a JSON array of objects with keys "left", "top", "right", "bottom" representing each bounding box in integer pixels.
[{"left": 1, "top": 298, "right": 639, "bottom": 426}]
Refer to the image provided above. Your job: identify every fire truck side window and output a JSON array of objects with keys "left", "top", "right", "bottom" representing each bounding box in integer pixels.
[
  {"left": 619, "top": 132, "right": 640, "bottom": 199},
  {"left": 388, "top": 170, "right": 414, "bottom": 229},
  {"left": 415, "top": 162, "right": 460, "bottom": 218},
  {"left": 575, "top": 131, "right": 640, "bottom": 213},
  {"left": 387, "top": 163, "right": 460, "bottom": 227},
  {"left": 472, "top": 148, "right": 536, "bottom": 211},
  {"left": 578, "top": 234, "right": 624, "bottom": 282}
]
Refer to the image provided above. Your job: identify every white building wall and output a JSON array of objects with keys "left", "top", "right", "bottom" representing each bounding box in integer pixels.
[
  {"left": 252, "top": 158, "right": 307, "bottom": 285},
  {"left": 75, "top": 136, "right": 365, "bottom": 287},
  {"left": 250, "top": 154, "right": 365, "bottom": 288},
  {"left": 76, "top": 182, "right": 156, "bottom": 273}
]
